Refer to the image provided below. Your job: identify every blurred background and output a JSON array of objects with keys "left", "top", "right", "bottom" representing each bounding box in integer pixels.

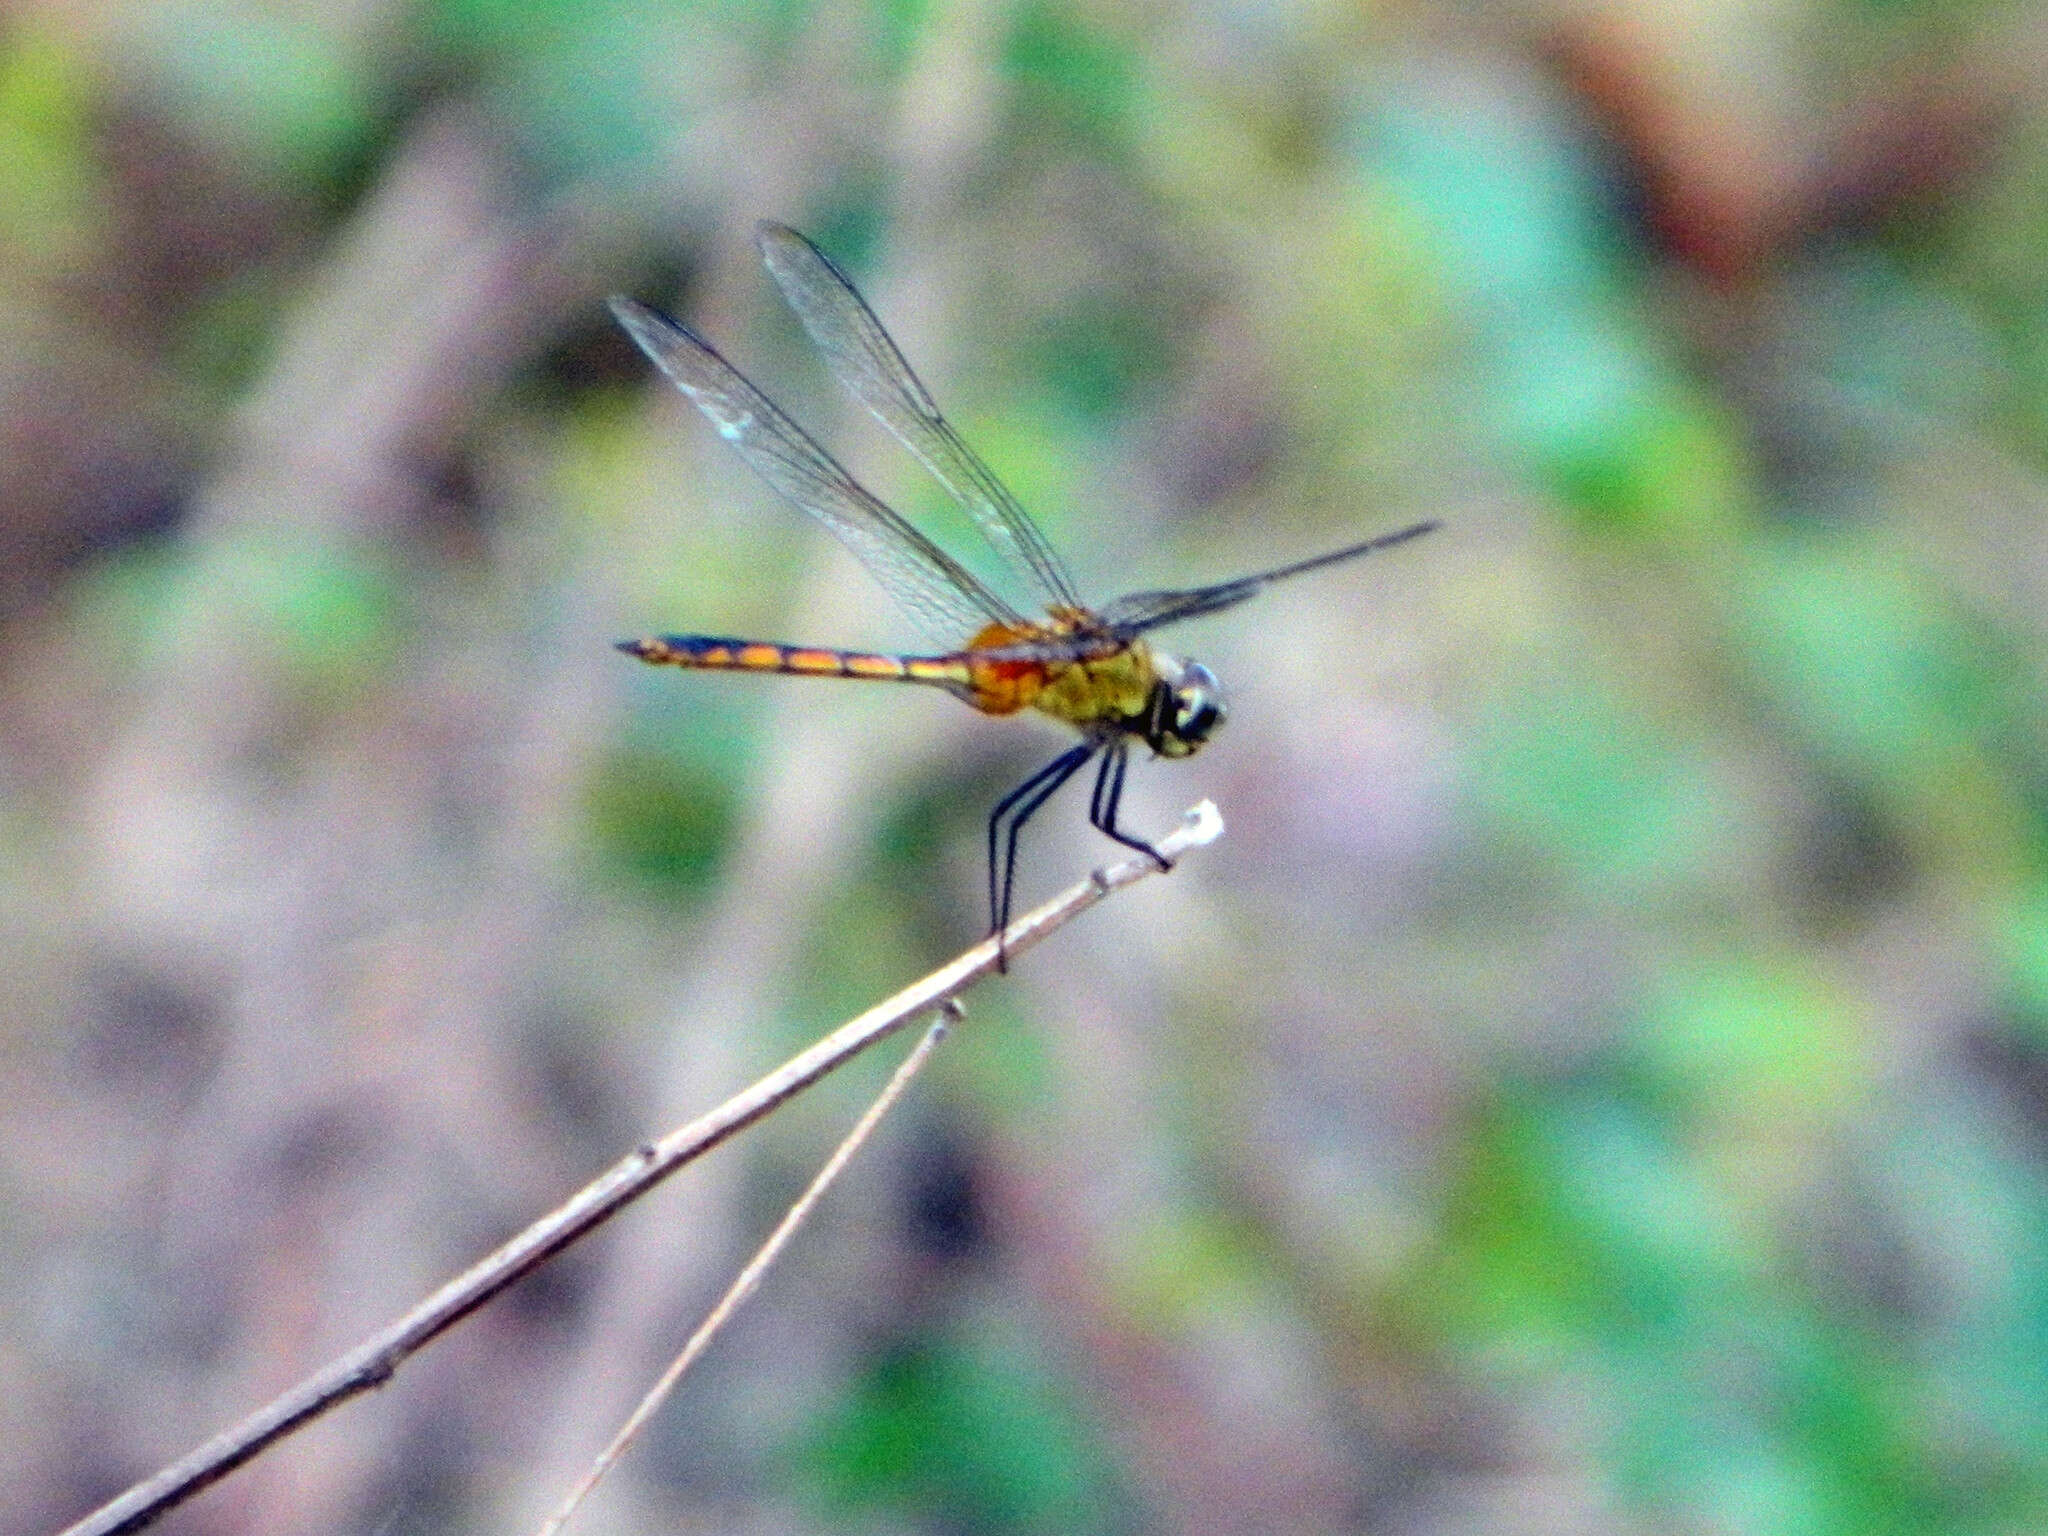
[{"left": 7, "top": 1, "right": 2048, "bottom": 1533}]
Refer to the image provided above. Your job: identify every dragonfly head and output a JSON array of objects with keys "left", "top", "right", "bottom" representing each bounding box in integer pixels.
[{"left": 1149, "top": 656, "right": 1226, "bottom": 758}]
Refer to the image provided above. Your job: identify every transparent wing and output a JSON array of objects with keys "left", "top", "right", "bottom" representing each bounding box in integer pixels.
[
  {"left": 757, "top": 223, "right": 1086, "bottom": 614},
  {"left": 610, "top": 297, "right": 1027, "bottom": 646},
  {"left": 1099, "top": 521, "right": 1440, "bottom": 637}
]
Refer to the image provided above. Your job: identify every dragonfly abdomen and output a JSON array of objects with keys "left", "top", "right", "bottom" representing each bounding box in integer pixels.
[{"left": 619, "top": 635, "right": 973, "bottom": 692}]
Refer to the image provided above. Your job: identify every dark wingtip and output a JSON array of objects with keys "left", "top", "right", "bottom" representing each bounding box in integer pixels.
[
  {"left": 608, "top": 298, "right": 655, "bottom": 355},
  {"left": 606, "top": 295, "right": 649, "bottom": 327},
  {"left": 609, "top": 295, "right": 678, "bottom": 339},
  {"left": 615, "top": 638, "right": 650, "bottom": 658}
]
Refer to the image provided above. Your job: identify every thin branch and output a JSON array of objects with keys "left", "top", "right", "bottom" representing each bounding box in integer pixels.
[
  {"left": 538, "top": 1011, "right": 955, "bottom": 1536},
  {"left": 58, "top": 800, "right": 1224, "bottom": 1536}
]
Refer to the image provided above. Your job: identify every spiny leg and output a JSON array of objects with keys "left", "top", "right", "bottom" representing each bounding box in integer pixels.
[
  {"left": 987, "top": 741, "right": 1097, "bottom": 967},
  {"left": 1088, "top": 741, "right": 1170, "bottom": 869}
]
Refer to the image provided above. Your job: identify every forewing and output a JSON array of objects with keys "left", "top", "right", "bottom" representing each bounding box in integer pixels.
[
  {"left": 757, "top": 223, "right": 1085, "bottom": 612},
  {"left": 610, "top": 297, "right": 1026, "bottom": 645},
  {"left": 1100, "top": 521, "right": 1441, "bottom": 637}
]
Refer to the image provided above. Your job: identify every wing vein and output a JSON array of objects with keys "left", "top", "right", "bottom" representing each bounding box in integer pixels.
[
  {"left": 609, "top": 296, "right": 1025, "bottom": 645},
  {"left": 758, "top": 223, "right": 1086, "bottom": 613}
]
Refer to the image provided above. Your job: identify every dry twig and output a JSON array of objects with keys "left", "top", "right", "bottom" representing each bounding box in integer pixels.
[
  {"left": 537, "top": 1011, "right": 955, "bottom": 1536},
  {"left": 59, "top": 800, "right": 1224, "bottom": 1536}
]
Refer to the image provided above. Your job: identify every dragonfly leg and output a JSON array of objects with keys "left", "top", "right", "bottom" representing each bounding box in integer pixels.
[
  {"left": 988, "top": 741, "right": 1098, "bottom": 969},
  {"left": 1088, "top": 741, "right": 1171, "bottom": 870},
  {"left": 1088, "top": 738, "right": 1124, "bottom": 826}
]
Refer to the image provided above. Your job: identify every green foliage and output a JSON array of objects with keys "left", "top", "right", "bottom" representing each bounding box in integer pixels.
[
  {"left": 78, "top": 531, "right": 404, "bottom": 700},
  {"left": 1739, "top": 537, "right": 1980, "bottom": 780},
  {"left": 1463, "top": 672, "right": 1718, "bottom": 898},
  {"left": 583, "top": 741, "right": 737, "bottom": 898},
  {"left": 0, "top": 28, "right": 101, "bottom": 271},
  {"left": 1026, "top": 289, "right": 1174, "bottom": 419},
  {"left": 136, "top": 5, "right": 379, "bottom": 183},
  {"left": 795, "top": 1317, "right": 1135, "bottom": 1534},
  {"left": 1418, "top": 1076, "right": 2048, "bottom": 1535},
  {"left": 1632, "top": 961, "right": 1863, "bottom": 1125},
  {"left": 1370, "top": 75, "right": 1755, "bottom": 542},
  {"left": 1002, "top": 0, "right": 1139, "bottom": 155},
  {"left": 2000, "top": 884, "right": 2048, "bottom": 1032}
]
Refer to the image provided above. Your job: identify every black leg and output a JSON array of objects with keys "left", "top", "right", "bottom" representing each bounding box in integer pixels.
[
  {"left": 1089, "top": 742, "right": 1170, "bottom": 869},
  {"left": 987, "top": 742, "right": 1097, "bottom": 968},
  {"left": 1088, "top": 738, "right": 1120, "bottom": 825},
  {"left": 988, "top": 743, "right": 1093, "bottom": 934}
]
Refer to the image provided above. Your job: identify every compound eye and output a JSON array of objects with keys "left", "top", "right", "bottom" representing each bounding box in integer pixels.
[
  {"left": 1178, "top": 696, "right": 1219, "bottom": 740},
  {"left": 1174, "top": 672, "right": 1226, "bottom": 743}
]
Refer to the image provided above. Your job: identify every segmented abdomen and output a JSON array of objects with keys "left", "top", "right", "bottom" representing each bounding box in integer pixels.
[{"left": 619, "top": 635, "right": 973, "bottom": 690}]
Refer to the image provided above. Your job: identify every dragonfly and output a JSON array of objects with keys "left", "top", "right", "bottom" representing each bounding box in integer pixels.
[{"left": 612, "top": 223, "right": 1436, "bottom": 961}]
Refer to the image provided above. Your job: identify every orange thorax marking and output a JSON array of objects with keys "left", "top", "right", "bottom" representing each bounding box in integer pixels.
[{"left": 959, "top": 614, "right": 1156, "bottom": 728}]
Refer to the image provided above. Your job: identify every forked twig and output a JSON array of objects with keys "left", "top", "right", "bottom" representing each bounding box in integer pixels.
[
  {"left": 537, "top": 1012, "right": 954, "bottom": 1536},
  {"left": 59, "top": 800, "right": 1224, "bottom": 1536}
]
